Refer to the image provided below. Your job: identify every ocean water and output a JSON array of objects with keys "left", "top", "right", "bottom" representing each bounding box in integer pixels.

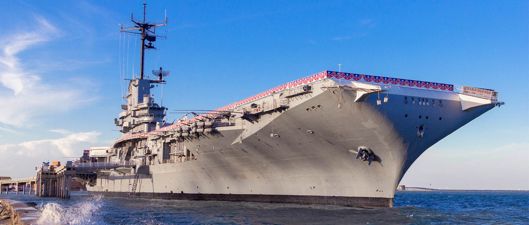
[{"left": 1, "top": 191, "right": 528, "bottom": 224}]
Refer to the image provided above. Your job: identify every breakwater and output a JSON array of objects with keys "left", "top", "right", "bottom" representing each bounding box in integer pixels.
[{"left": 0, "top": 199, "right": 39, "bottom": 225}]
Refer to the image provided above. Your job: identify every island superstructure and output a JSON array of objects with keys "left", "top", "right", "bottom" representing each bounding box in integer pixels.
[{"left": 82, "top": 5, "right": 501, "bottom": 207}]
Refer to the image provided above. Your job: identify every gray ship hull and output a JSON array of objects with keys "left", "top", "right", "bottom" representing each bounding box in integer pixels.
[{"left": 87, "top": 82, "right": 495, "bottom": 207}]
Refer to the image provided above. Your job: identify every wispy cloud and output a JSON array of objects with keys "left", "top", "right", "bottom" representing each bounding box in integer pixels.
[
  {"left": 30, "top": 58, "right": 112, "bottom": 73},
  {"left": 0, "top": 16, "right": 94, "bottom": 127},
  {"left": 331, "top": 36, "right": 354, "bottom": 41},
  {"left": 330, "top": 18, "right": 375, "bottom": 42},
  {"left": 49, "top": 128, "right": 72, "bottom": 135},
  {"left": 306, "top": 39, "right": 317, "bottom": 45},
  {"left": 359, "top": 18, "right": 376, "bottom": 28},
  {"left": 0, "top": 125, "right": 20, "bottom": 135},
  {"left": 170, "top": 8, "right": 296, "bottom": 31},
  {"left": 0, "top": 17, "right": 55, "bottom": 95},
  {"left": 330, "top": 33, "right": 368, "bottom": 41}
]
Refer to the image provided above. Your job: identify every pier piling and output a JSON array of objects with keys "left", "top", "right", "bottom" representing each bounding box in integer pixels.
[{"left": 35, "top": 163, "right": 75, "bottom": 198}]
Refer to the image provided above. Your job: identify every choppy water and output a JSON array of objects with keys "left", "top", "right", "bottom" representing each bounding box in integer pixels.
[{"left": 1, "top": 191, "right": 528, "bottom": 224}]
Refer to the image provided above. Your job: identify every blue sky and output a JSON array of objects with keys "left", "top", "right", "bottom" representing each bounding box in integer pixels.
[{"left": 0, "top": 0, "right": 527, "bottom": 190}]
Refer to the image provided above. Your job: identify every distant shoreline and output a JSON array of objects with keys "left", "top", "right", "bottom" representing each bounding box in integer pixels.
[{"left": 397, "top": 187, "right": 529, "bottom": 192}]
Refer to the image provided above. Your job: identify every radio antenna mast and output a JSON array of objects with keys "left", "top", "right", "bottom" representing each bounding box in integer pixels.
[{"left": 120, "top": 3, "right": 167, "bottom": 80}]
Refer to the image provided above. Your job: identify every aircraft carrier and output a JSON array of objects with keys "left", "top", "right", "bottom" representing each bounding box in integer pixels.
[{"left": 83, "top": 5, "right": 501, "bottom": 207}]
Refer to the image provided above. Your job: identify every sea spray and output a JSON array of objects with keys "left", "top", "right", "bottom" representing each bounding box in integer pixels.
[{"left": 36, "top": 195, "right": 103, "bottom": 225}]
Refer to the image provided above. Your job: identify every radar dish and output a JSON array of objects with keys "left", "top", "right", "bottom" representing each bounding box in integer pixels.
[{"left": 152, "top": 67, "right": 170, "bottom": 80}]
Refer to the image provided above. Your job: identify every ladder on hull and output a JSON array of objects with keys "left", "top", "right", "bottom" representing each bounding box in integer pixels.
[{"left": 130, "top": 173, "right": 140, "bottom": 196}]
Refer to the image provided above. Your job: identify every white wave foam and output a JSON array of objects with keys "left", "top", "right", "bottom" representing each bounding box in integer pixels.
[{"left": 36, "top": 195, "right": 103, "bottom": 225}]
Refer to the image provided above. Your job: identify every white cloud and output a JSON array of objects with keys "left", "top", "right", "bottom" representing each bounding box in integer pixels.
[
  {"left": 401, "top": 142, "right": 529, "bottom": 190},
  {"left": 0, "top": 16, "right": 93, "bottom": 127},
  {"left": 0, "top": 131, "right": 101, "bottom": 178}
]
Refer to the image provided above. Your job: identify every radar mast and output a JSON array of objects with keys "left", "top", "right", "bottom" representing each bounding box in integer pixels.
[{"left": 120, "top": 3, "right": 167, "bottom": 80}]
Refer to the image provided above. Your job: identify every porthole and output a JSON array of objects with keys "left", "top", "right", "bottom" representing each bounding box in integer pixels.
[
  {"left": 426, "top": 116, "right": 429, "bottom": 120},
  {"left": 405, "top": 114, "right": 408, "bottom": 118},
  {"left": 439, "top": 117, "right": 443, "bottom": 120},
  {"left": 419, "top": 115, "right": 422, "bottom": 119}
]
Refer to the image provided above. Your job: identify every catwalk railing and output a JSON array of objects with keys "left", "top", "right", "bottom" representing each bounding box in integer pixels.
[{"left": 72, "top": 161, "right": 136, "bottom": 171}]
